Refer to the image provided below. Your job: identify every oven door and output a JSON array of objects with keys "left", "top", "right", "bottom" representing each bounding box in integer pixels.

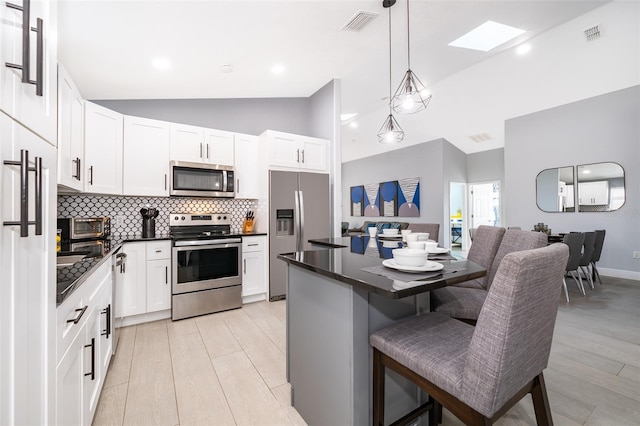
[{"left": 172, "top": 239, "right": 242, "bottom": 294}]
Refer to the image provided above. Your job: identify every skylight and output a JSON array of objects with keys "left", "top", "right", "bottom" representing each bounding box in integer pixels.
[{"left": 448, "top": 21, "right": 526, "bottom": 52}]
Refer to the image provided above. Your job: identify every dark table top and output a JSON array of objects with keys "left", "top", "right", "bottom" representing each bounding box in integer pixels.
[{"left": 280, "top": 236, "right": 486, "bottom": 299}]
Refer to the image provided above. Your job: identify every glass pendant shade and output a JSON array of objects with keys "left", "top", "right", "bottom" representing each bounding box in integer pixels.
[
  {"left": 377, "top": 113, "right": 404, "bottom": 144},
  {"left": 391, "top": 69, "right": 432, "bottom": 114}
]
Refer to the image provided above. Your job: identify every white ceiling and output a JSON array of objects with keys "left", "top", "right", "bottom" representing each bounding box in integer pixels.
[{"left": 58, "top": 0, "right": 613, "bottom": 156}]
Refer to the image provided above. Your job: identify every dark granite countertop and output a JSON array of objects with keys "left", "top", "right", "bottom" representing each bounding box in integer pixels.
[{"left": 279, "top": 235, "right": 486, "bottom": 299}]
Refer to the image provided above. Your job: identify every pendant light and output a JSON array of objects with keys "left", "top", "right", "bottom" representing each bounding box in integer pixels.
[
  {"left": 378, "top": 2, "right": 404, "bottom": 144},
  {"left": 391, "top": 0, "right": 432, "bottom": 114}
]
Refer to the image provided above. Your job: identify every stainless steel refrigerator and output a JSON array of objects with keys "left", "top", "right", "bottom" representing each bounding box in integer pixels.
[{"left": 269, "top": 170, "right": 330, "bottom": 300}]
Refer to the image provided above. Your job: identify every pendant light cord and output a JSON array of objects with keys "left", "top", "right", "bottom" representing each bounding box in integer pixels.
[
  {"left": 406, "top": 0, "right": 411, "bottom": 69},
  {"left": 388, "top": 6, "right": 392, "bottom": 113}
]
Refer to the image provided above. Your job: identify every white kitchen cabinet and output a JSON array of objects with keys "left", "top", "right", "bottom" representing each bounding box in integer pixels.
[
  {"left": 242, "top": 236, "right": 267, "bottom": 302},
  {"left": 120, "top": 242, "right": 147, "bottom": 317},
  {"left": 1, "top": 113, "right": 56, "bottom": 425},
  {"left": 120, "top": 240, "right": 172, "bottom": 318},
  {"left": 578, "top": 181, "right": 609, "bottom": 205},
  {"left": 204, "top": 128, "right": 235, "bottom": 166},
  {"left": 234, "top": 133, "right": 260, "bottom": 199},
  {"left": 123, "top": 116, "right": 170, "bottom": 196},
  {"left": 55, "top": 323, "right": 86, "bottom": 426},
  {"left": 170, "top": 123, "right": 235, "bottom": 166},
  {"left": 262, "top": 130, "right": 329, "bottom": 173},
  {"left": 0, "top": 0, "right": 58, "bottom": 145},
  {"left": 84, "top": 101, "right": 123, "bottom": 195},
  {"left": 57, "top": 63, "right": 84, "bottom": 190}
]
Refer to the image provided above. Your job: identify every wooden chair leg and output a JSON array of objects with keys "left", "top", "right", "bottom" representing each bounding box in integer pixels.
[
  {"left": 531, "top": 373, "right": 553, "bottom": 426},
  {"left": 373, "top": 348, "right": 385, "bottom": 426}
]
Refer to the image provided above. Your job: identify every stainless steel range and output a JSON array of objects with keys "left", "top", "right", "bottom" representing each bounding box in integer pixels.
[{"left": 170, "top": 213, "right": 242, "bottom": 320}]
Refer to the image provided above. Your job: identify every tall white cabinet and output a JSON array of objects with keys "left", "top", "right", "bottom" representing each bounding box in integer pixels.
[{"left": 57, "top": 64, "right": 84, "bottom": 190}]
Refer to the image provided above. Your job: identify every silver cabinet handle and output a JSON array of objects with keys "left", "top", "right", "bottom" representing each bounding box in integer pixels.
[
  {"left": 237, "top": 178, "right": 240, "bottom": 193},
  {"left": 72, "top": 157, "right": 81, "bottom": 180},
  {"left": 296, "top": 149, "right": 300, "bottom": 163},
  {"left": 164, "top": 174, "right": 167, "bottom": 190},
  {"left": 248, "top": 243, "right": 258, "bottom": 247},
  {"left": 200, "top": 143, "right": 203, "bottom": 158},
  {"left": 301, "top": 149, "right": 305, "bottom": 163},
  {"left": 89, "top": 166, "right": 93, "bottom": 185},
  {"left": 206, "top": 144, "right": 210, "bottom": 159},
  {"left": 3, "top": 149, "right": 42, "bottom": 237},
  {"left": 243, "top": 259, "right": 246, "bottom": 274},
  {"left": 165, "top": 266, "right": 168, "bottom": 284}
]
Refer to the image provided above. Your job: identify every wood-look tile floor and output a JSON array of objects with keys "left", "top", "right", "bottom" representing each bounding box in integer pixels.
[{"left": 94, "top": 276, "right": 640, "bottom": 426}]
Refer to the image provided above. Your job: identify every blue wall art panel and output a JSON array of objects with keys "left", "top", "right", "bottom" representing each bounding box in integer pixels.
[
  {"left": 398, "top": 177, "right": 420, "bottom": 217},
  {"left": 363, "top": 183, "right": 380, "bottom": 217},
  {"left": 379, "top": 180, "right": 399, "bottom": 217},
  {"left": 350, "top": 185, "right": 364, "bottom": 217}
]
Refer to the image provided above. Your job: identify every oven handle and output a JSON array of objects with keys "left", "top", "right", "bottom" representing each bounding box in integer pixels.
[{"left": 173, "top": 238, "right": 242, "bottom": 248}]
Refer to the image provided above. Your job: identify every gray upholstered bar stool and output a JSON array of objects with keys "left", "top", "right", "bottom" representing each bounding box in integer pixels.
[
  {"left": 562, "top": 232, "right": 586, "bottom": 302},
  {"left": 370, "top": 244, "right": 569, "bottom": 426}
]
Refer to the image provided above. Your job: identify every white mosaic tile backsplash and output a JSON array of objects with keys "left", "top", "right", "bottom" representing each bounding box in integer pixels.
[{"left": 57, "top": 195, "right": 258, "bottom": 236}]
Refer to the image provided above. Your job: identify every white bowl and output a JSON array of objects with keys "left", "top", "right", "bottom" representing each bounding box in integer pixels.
[
  {"left": 407, "top": 241, "right": 426, "bottom": 250},
  {"left": 392, "top": 248, "right": 428, "bottom": 266},
  {"left": 413, "top": 232, "right": 430, "bottom": 241},
  {"left": 382, "top": 228, "right": 399, "bottom": 235},
  {"left": 424, "top": 241, "right": 438, "bottom": 252}
]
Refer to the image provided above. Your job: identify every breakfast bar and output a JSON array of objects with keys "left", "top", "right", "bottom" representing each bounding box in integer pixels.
[{"left": 278, "top": 236, "right": 486, "bottom": 425}]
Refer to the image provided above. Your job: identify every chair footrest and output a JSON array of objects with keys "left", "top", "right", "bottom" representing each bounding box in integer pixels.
[{"left": 390, "top": 401, "right": 433, "bottom": 426}]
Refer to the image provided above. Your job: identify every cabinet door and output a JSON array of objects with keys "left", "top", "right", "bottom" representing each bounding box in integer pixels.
[
  {"left": 84, "top": 307, "right": 101, "bottom": 423},
  {"left": 0, "top": 0, "right": 57, "bottom": 145},
  {"left": 170, "top": 123, "right": 204, "bottom": 163},
  {"left": 55, "top": 327, "right": 86, "bottom": 426},
  {"left": 146, "top": 258, "right": 171, "bottom": 312},
  {"left": 120, "top": 243, "right": 147, "bottom": 317},
  {"left": 84, "top": 102, "right": 123, "bottom": 195},
  {"left": 234, "top": 133, "right": 260, "bottom": 199},
  {"left": 242, "top": 250, "right": 266, "bottom": 297},
  {"left": 204, "top": 128, "right": 234, "bottom": 166},
  {"left": 268, "top": 131, "right": 301, "bottom": 169},
  {"left": 1, "top": 114, "right": 56, "bottom": 425},
  {"left": 300, "top": 136, "right": 328, "bottom": 172},
  {"left": 578, "top": 181, "right": 609, "bottom": 205},
  {"left": 57, "top": 64, "right": 84, "bottom": 190},
  {"left": 123, "top": 116, "right": 170, "bottom": 196}
]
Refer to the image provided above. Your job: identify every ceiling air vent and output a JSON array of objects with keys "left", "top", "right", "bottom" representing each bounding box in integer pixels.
[
  {"left": 341, "top": 10, "right": 379, "bottom": 32},
  {"left": 584, "top": 25, "right": 601, "bottom": 42},
  {"left": 469, "top": 133, "right": 492, "bottom": 143}
]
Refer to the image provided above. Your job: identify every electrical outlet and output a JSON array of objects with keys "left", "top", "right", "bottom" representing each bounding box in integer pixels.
[
  {"left": 634, "top": 251, "right": 640, "bottom": 259},
  {"left": 116, "top": 215, "right": 125, "bottom": 226}
]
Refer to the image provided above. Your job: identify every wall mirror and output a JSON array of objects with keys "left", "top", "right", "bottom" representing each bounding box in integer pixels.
[
  {"left": 536, "top": 166, "right": 575, "bottom": 212},
  {"left": 577, "top": 162, "right": 625, "bottom": 212}
]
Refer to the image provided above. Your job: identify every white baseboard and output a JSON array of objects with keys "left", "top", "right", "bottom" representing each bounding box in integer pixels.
[
  {"left": 120, "top": 309, "right": 171, "bottom": 327},
  {"left": 242, "top": 293, "right": 267, "bottom": 304},
  {"left": 599, "top": 267, "right": 640, "bottom": 281}
]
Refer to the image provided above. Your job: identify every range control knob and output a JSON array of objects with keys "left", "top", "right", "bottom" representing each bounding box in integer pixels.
[
  {"left": 181, "top": 216, "right": 185, "bottom": 220},
  {"left": 223, "top": 216, "right": 227, "bottom": 220},
  {"left": 174, "top": 216, "right": 179, "bottom": 221},
  {"left": 217, "top": 216, "right": 222, "bottom": 220}
]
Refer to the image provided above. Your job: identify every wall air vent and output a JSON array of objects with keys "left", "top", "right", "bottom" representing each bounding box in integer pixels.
[
  {"left": 341, "top": 10, "right": 379, "bottom": 32},
  {"left": 469, "top": 133, "right": 492, "bottom": 143},
  {"left": 584, "top": 25, "right": 601, "bottom": 41}
]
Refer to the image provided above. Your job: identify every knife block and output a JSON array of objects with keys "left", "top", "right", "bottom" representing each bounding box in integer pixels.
[
  {"left": 242, "top": 218, "right": 255, "bottom": 233},
  {"left": 142, "top": 218, "right": 156, "bottom": 238}
]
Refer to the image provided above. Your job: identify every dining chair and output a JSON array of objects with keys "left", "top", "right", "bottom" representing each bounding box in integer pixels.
[
  {"left": 469, "top": 227, "right": 477, "bottom": 242},
  {"left": 371, "top": 244, "right": 569, "bottom": 426},
  {"left": 590, "top": 229, "right": 606, "bottom": 285},
  {"left": 562, "top": 232, "right": 586, "bottom": 302},
  {"left": 431, "top": 229, "right": 548, "bottom": 324},
  {"left": 407, "top": 223, "right": 440, "bottom": 242},
  {"left": 453, "top": 225, "right": 505, "bottom": 290},
  {"left": 577, "top": 231, "right": 596, "bottom": 290}
]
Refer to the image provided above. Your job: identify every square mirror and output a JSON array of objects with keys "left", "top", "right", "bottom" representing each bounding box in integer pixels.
[
  {"left": 536, "top": 166, "right": 574, "bottom": 212},
  {"left": 577, "top": 162, "right": 625, "bottom": 212}
]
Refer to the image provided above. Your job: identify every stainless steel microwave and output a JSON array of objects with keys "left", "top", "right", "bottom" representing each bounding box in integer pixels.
[
  {"left": 57, "top": 217, "right": 111, "bottom": 241},
  {"left": 170, "top": 161, "right": 235, "bottom": 198}
]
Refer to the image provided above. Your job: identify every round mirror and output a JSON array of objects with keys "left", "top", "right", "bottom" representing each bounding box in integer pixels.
[{"left": 577, "top": 162, "right": 625, "bottom": 212}]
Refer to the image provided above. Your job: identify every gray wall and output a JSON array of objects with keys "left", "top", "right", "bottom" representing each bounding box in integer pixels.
[
  {"left": 93, "top": 97, "right": 311, "bottom": 136},
  {"left": 342, "top": 139, "right": 458, "bottom": 243},
  {"left": 505, "top": 85, "right": 639, "bottom": 276},
  {"left": 467, "top": 148, "right": 504, "bottom": 183}
]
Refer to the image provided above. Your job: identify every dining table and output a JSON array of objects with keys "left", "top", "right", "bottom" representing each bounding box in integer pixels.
[{"left": 277, "top": 235, "right": 487, "bottom": 426}]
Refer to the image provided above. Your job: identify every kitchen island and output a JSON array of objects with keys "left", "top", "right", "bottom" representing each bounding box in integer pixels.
[{"left": 278, "top": 236, "right": 485, "bottom": 425}]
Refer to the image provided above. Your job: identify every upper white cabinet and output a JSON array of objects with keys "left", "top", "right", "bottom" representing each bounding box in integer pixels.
[
  {"left": 578, "top": 181, "right": 609, "bottom": 205},
  {"left": 170, "top": 123, "right": 234, "bottom": 166},
  {"left": 0, "top": 0, "right": 58, "bottom": 145},
  {"left": 57, "top": 63, "right": 84, "bottom": 191},
  {"left": 234, "top": 133, "right": 260, "bottom": 199},
  {"left": 84, "top": 102, "right": 123, "bottom": 195},
  {"left": 204, "top": 128, "right": 234, "bottom": 166},
  {"left": 123, "top": 116, "right": 170, "bottom": 197},
  {"left": 262, "top": 130, "right": 329, "bottom": 173}
]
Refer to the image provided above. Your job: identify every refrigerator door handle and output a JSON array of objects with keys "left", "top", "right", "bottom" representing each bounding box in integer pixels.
[
  {"left": 298, "top": 190, "right": 305, "bottom": 250},
  {"left": 294, "top": 190, "right": 301, "bottom": 251}
]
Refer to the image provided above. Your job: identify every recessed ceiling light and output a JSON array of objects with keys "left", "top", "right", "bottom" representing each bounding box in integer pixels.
[
  {"left": 516, "top": 44, "right": 531, "bottom": 55},
  {"left": 448, "top": 21, "right": 526, "bottom": 52},
  {"left": 152, "top": 58, "right": 171, "bottom": 70},
  {"left": 582, "top": 169, "right": 591, "bottom": 174},
  {"left": 220, "top": 64, "right": 233, "bottom": 73},
  {"left": 349, "top": 122, "right": 358, "bottom": 129},
  {"left": 271, "top": 64, "right": 286, "bottom": 75}
]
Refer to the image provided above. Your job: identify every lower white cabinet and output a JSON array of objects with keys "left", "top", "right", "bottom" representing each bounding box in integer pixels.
[
  {"left": 56, "top": 257, "right": 113, "bottom": 426},
  {"left": 242, "top": 236, "right": 267, "bottom": 301},
  {"left": 120, "top": 241, "right": 172, "bottom": 318}
]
